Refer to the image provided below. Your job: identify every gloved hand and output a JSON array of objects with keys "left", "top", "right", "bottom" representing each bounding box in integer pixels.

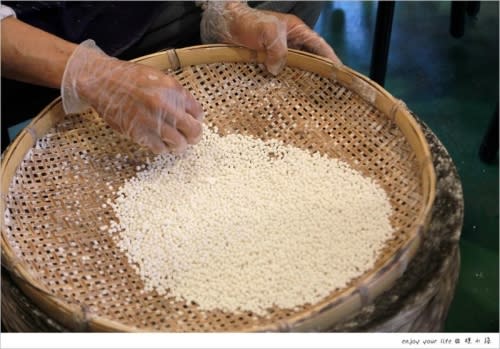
[
  {"left": 61, "top": 40, "right": 204, "bottom": 154},
  {"left": 200, "top": 2, "right": 341, "bottom": 75}
]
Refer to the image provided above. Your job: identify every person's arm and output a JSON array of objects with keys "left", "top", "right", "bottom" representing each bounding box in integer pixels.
[
  {"left": 1, "top": 17, "right": 77, "bottom": 88},
  {"left": 1, "top": 17, "right": 203, "bottom": 155}
]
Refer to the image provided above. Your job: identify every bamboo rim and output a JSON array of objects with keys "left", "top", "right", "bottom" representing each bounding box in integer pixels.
[{"left": 1, "top": 45, "right": 436, "bottom": 332}]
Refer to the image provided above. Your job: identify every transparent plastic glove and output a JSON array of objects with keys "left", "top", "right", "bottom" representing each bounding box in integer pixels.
[
  {"left": 61, "top": 40, "right": 204, "bottom": 154},
  {"left": 200, "top": 2, "right": 341, "bottom": 75}
]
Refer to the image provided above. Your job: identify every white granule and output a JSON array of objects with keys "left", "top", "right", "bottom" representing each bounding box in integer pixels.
[{"left": 109, "top": 126, "right": 393, "bottom": 315}]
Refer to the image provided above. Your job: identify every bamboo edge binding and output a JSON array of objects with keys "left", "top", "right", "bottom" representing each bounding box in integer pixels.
[{"left": 1, "top": 45, "right": 436, "bottom": 332}]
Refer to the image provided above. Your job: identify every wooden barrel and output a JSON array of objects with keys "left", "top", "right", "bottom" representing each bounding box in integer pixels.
[{"left": 1, "top": 45, "right": 441, "bottom": 332}]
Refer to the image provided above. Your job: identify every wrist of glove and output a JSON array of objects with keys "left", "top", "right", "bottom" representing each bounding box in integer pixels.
[
  {"left": 200, "top": 1, "right": 249, "bottom": 44},
  {"left": 61, "top": 40, "right": 204, "bottom": 155}
]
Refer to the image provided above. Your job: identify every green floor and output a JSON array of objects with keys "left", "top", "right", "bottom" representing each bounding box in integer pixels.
[
  {"left": 314, "top": 1, "right": 499, "bottom": 332},
  {"left": 5, "top": 1, "right": 499, "bottom": 333}
]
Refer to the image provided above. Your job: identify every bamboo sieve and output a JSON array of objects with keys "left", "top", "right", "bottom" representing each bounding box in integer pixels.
[{"left": 1, "top": 45, "right": 436, "bottom": 332}]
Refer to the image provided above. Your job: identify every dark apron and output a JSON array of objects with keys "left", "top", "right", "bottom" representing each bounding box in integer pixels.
[{"left": 3, "top": 1, "right": 165, "bottom": 55}]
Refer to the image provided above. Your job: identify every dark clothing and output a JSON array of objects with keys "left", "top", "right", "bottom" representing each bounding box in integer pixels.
[{"left": 4, "top": 1, "right": 166, "bottom": 56}]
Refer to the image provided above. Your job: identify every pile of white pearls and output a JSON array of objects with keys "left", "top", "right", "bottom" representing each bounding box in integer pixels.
[{"left": 108, "top": 125, "right": 393, "bottom": 315}]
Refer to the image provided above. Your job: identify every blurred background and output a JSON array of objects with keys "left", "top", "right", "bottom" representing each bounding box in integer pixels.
[{"left": 313, "top": 1, "right": 498, "bottom": 332}]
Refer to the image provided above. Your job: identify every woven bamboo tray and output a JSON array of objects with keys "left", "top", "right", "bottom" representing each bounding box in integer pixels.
[{"left": 1, "top": 45, "right": 436, "bottom": 332}]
